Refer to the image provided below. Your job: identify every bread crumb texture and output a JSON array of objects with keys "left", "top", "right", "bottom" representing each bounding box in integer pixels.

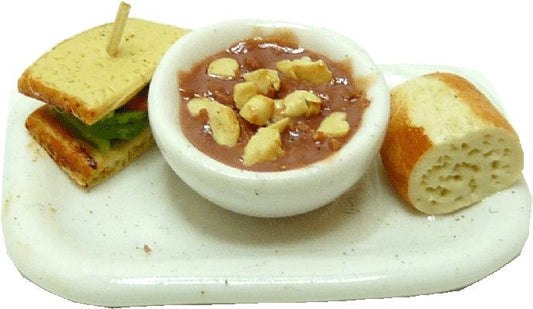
[
  {"left": 19, "top": 18, "right": 188, "bottom": 124},
  {"left": 381, "top": 72, "right": 523, "bottom": 214}
]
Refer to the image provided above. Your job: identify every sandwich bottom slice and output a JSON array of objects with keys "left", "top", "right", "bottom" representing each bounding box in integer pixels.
[{"left": 25, "top": 105, "right": 154, "bottom": 189}]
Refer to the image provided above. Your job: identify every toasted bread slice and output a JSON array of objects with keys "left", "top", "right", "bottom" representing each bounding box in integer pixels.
[
  {"left": 18, "top": 18, "right": 188, "bottom": 125},
  {"left": 380, "top": 72, "right": 523, "bottom": 214},
  {"left": 25, "top": 106, "right": 154, "bottom": 188}
]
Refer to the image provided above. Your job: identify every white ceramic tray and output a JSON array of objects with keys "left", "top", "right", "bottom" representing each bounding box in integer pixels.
[{"left": 2, "top": 65, "right": 531, "bottom": 307}]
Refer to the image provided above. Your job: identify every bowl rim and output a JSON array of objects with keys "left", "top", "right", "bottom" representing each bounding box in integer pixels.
[{"left": 148, "top": 19, "right": 390, "bottom": 183}]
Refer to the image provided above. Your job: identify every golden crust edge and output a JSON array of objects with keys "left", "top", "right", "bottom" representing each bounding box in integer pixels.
[
  {"left": 18, "top": 70, "right": 102, "bottom": 125},
  {"left": 426, "top": 72, "right": 518, "bottom": 137},
  {"left": 379, "top": 91, "right": 433, "bottom": 207}
]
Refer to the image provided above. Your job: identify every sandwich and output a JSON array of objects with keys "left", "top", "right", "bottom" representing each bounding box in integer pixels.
[{"left": 18, "top": 17, "right": 188, "bottom": 188}]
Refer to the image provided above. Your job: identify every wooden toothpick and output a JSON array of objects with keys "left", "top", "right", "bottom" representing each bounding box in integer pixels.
[{"left": 106, "top": 2, "right": 131, "bottom": 57}]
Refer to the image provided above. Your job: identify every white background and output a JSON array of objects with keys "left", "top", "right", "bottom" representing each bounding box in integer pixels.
[{"left": 0, "top": 0, "right": 531, "bottom": 308}]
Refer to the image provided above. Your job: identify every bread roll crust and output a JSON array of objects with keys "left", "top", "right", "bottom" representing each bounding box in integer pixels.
[
  {"left": 430, "top": 73, "right": 516, "bottom": 135},
  {"left": 380, "top": 105, "right": 431, "bottom": 205},
  {"left": 380, "top": 72, "right": 523, "bottom": 214}
]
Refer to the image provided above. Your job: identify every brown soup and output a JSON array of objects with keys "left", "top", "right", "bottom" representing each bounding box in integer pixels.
[{"left": 178, "top": 32, "right": 369, "bottom": 171}]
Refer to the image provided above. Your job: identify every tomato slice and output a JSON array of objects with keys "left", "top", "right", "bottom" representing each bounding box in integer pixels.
[{"left": 122, "top": 87, "right": 148, "bottom": 111}]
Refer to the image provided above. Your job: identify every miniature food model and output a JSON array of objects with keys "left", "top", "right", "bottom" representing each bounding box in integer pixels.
[
  {"left": 179, "top": 34, "right": 370, "bottom": 171},
  {"left": 19, "top": 17, "right": 188, "bottom": 188},
  {"left": 380, "top": 72, "right": 524, "bottom": 214}
]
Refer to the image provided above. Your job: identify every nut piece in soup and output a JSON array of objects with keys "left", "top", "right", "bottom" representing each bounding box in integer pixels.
[{"left": 187, "top": 98, "right": 240, "bottom": 146}]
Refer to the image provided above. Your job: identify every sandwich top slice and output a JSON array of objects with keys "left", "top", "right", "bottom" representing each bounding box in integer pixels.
[
  {"left": 19, "top": 18, "right": 188, "bottom": 125},
  {"left": 19, "top": 18, "right": 189, "bottom": 188}
]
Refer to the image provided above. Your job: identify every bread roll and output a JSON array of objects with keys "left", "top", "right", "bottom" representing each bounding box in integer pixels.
[{"left": 380, "top": 72, "right": 523, "bottom": 214}]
